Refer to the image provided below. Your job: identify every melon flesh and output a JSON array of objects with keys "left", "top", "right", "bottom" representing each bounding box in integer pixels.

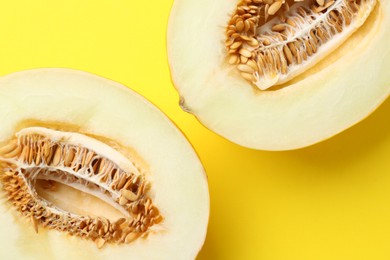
[
  {"left": 167, "top": 0, "right": 390, "bottom": 150},
  {"left": 0, "top": 68, "right": 209, "bottom": 259}
]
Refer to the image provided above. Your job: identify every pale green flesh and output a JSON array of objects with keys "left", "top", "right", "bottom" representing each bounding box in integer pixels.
[{"left": 168, "top": 0, "right": 390, "bottom": 150}]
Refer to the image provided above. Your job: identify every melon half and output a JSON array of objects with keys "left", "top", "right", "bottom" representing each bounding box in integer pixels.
[
  {"left": 167, "top": 0, "right": 390, "bottom": 150},
  {"left": 0, "top": 69, "right": 209, "bottom": 259}
]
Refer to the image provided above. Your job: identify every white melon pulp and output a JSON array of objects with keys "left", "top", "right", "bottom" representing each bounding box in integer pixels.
[
  {"left": 167, "top": 0, "right": 390, "bottom": 150},
  {"left": 0, "top": 68, "right": 209, "bottom": 259}
]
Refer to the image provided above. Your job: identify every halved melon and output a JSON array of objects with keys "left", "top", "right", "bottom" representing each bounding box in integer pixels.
[
  {"left": 167, "top": 0, "right": 390, "bottom": 150},
  {"left": 0, "top": 69, "right": 209, "bottom": 259}
]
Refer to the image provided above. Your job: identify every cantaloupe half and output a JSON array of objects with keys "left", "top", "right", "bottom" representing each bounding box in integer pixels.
[
  {"left": 0, "top": 69, "right": 209, "bottom": 259},
  {"left": 167, "top": 0, "right": 390, "bottom": 150}
]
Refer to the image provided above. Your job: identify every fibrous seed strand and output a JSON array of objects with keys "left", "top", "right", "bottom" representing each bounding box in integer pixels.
[
  {"left": 225, "top": 0, "right": 376, "bottom": 90},
  {"left": 0, "top": 127, "right": 163, "bottom": 248}
]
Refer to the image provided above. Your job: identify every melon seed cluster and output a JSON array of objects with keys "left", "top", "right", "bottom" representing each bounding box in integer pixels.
[
  {"left": 0, "top": 128, "right": 162, "bottom": 248},
  {"left": 225, "top": 0, "right": 376, "bottom": 90}
]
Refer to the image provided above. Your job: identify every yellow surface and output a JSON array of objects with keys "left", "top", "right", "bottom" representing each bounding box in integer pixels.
[{"left": 0, "top": 1, "right": 389, "bottom": 259}]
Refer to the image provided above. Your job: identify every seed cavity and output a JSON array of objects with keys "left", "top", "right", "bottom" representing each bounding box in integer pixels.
[
  {"left": 226, "top": 0, "right": 376, "bottom": 90},
  {"left": 0, "top": 127, "right": 162, "bottom": 248}
]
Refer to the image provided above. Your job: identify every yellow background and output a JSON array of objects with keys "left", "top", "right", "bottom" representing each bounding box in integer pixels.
[{"left": 1, "top": 1, "right": 390, "bottom": 259}]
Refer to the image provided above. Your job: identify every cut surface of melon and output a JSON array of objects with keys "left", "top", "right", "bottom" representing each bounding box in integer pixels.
[
  {"left": 167, "top": 0, "right": 390, "bottom": 150},
  {"left": 0, "top": 68, "right": 209, "bottom": 259}
]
